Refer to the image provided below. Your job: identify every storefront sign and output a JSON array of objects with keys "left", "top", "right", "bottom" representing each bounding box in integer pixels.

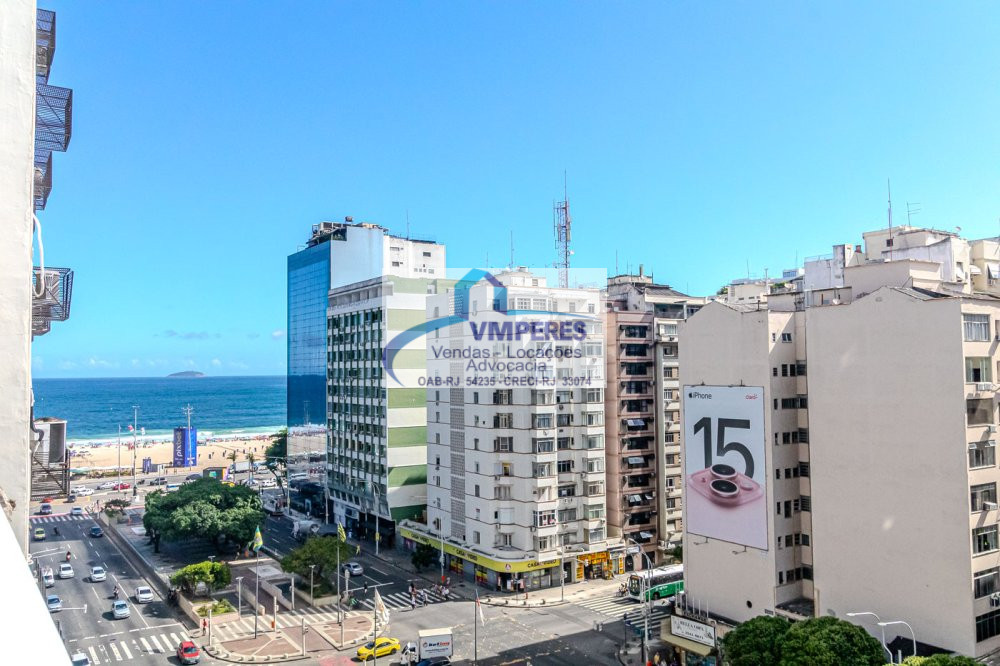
[
  {"left": 400, "top": 526, "right": 558, "bottom": 573},
  {"left": 671, "top": 616, "right": 715, "bottom": 647}
]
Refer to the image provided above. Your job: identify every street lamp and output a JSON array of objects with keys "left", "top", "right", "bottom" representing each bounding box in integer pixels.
[
  {"left": 309, "top": 564, "right": 316, "bottom": 601},
  {"left": 557, "top": 548, "right": 565, "bottom": 602},
  {"left": 847, "top": 612, "right": 892, "bottom": 662},
  {"left": 878, "top": 620, "right": 917, "bottom": 663},
  {"left": 626, "top": 537, "right": 653, "bottom": 666},
  {"left": 235, "top": 576, "right": 243, "bottom": 619},
  {"left": 368, "top": 481, "right": 381, "bottom": 556}
]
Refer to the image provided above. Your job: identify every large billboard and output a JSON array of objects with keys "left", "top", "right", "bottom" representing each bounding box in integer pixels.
[
  {"left": 683, "top": 385, "right": 767, "bottom": 550},
  {"left": 173, "top": 427, "right": 197, "bottom": 467}
]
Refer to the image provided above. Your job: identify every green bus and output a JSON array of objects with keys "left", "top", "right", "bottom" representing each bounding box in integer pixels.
[{"left": 627, "top": 564, "right": 684, "bottom": 602}]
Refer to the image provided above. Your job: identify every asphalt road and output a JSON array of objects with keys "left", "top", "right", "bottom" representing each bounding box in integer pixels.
[{"left": 29, "top": 510, "right": 220, "bottom": 666}]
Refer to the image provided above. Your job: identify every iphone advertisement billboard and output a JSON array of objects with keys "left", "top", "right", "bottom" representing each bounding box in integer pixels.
[{"left": 683, "top": 385, "right": 768, "bottom": 550}]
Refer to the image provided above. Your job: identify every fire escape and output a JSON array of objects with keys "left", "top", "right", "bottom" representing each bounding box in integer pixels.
[{"left": 31, "top": 8, "right": 74, "bottom": 498}]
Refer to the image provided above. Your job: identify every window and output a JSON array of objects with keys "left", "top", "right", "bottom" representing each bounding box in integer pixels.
[
  {"left": 585, "top": 388, "right": 603, "bottom": 402},
  {"left": 972, "top": 483, "right": 998, "bottom": 512},
  {"left": 557, "top": 508, "right": 577, "bottom": 523},
  {"left": 556, "top": 390, "right": 573, "bottom": 404},
  {"left": 975, "top": 526, "right": 999, "bottom": 554},
  {"left": 800, "top": 495, "right": 812, "bottom": 512},
  {"left": 422, "top": 251, "right": 432, "bottom": 257},
  {"left": 473, "top": 531, "right": 481, "bottom": 545},
  {"left": 533, "top": 510, "right": 556, "bottom": 527},
  {"left": 588, "top": 528, "right": 605, "bottom": 542},
  {"left": 501, "top": 463, "right": 512, "bottom": 477},
  {"left": 585, "top": 434, "right": 605, "bottom": 449},
  {"left": 495, "top": 486, "right": 512, "bottom": 500},
  {"left": 557, "top": 413, "right": 573, "bottom": 427},
  {"left": 978, "top": 608, "right": 1000, "bottom": 642},
  {"left": 533, "top": 413, "right": 553, "bottom": 429},
  {"left": 781, "top": 333, "right": 792, "bottom": 342},
  {"left": 585, "top": 412, "right": 604, "bottom": 426},
  {"left": 474, "top": 485, "right": 480, "bottom": 497},
  {"left": 495, "top": 437, "right": 513, "bottom": 452},
  {"left": 558, "top": 437, "right": 573, "bottom": 450},
  {"left": 970, "top": 442, "right": 997, "bottom": 469},
  {"left": 976, "top": 568, "right": 1000, "bottom": 598},
  {"left": 532, "top": 463, "right": 552, "bottom": 478},
  {"left": 499, "top": 533, "right": 513, "bottom": 547},
  {"left": 586, "top": 458, "right": 604, "bottom": 473},
  {"left": 965, "top": 313, "right": 991, "bottom": 342},
  {"left": 533, "top": 438, "right": 554, "bottom": 453},
  {"left": 558, "top": 484, "right": 576, "bottom": 498},
  {"left": 586, "top": 505, "right": 604, "bottom": 520},
  {"left": 495, "top": 413, "right": 513, "bottom": 428},
  {"left": 968, "top": 398, "right": 996, "bottom": 426},
  {"left": 968, "top": 357, "right": 993, "bottom": 383},
  {"left": 557, "top": 459, "right": 573, "bottom": 473},
  {"left": 536, "top": 536, "right": 551, "bottom": 550},
  {"left": 586, "top": 481, "right": 605, "bottom": 496}
]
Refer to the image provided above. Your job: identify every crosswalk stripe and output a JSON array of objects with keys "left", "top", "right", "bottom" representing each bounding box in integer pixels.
[
  {"left": 139, "top": 637, "right": 151, "bottom": 653},
  {"left": 120, "top": 643, "right": 132, "bottom": 659},
  {"left": 147, "top": 635, "right": 162, "bottom": 652},
  {"left": 88, "top": 646, "right": 101, "bottom": 665},
  {"left": 167, "top": 633, "right": 181, "bottom": 647},
  {"left": 109, "top": 643, "right": 122, "bottom": 661}
]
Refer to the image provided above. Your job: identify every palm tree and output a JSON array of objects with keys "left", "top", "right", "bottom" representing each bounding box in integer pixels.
[{"left": 247, "top": 452, "right": 256, "bottom": 483}]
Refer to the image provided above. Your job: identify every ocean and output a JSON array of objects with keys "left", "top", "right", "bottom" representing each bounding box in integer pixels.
[{"left": 32, "top": 375, "right": 286, "bottom": 442}]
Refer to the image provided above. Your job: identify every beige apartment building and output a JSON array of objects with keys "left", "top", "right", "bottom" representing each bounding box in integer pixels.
[
  {"left": 605, "top": 271, "right": 705, "bottom": 569},
  {"left": 680, "top": 226, "right": 1000, "bottom": 660}
]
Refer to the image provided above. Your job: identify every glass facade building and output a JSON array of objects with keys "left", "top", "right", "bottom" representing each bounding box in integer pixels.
[{"left": 287, "top": 242, "right": 331, "bottom": 427}]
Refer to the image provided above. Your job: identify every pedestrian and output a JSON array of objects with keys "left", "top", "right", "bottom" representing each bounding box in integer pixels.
[
  {"left": 419, "top": 589, "right": 427, "bottom": 606},
  {"left": 410, "top": 594, "right": 416, "bottom": 611},
  {"left": 363, "top": 581, "right": 369, "bottom": 596},
  {"left": 202, "top": 618, "right": 207, "bottom": 636}
]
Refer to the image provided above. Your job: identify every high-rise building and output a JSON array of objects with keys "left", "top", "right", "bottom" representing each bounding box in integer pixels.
[
  {"left": 604, "top": 271, "right": 706, "bottom": 570},
  {"left": 407, "top": 269, "right": 619, "bottom": 591},
  {"left": 680, "top": 226, "right": 1000, "bottom": 660}
]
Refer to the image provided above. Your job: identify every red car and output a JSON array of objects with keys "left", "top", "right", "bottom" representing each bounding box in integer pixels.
[
  {"left": 176, "top": 641, "right": 200, "bottom": 664},
  {"left": 112, "top": 482, "right": 130, "bottom": 490}
]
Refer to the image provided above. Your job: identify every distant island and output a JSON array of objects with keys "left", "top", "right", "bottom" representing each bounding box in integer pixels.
[{"left": 167, "top": 371, "right": 205, "bottom": 378}]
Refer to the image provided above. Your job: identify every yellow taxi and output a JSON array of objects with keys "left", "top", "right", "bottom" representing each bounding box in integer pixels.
[
  {"left": 356, "top": 637, "right": 400, "bottom": 660},
  {"left": 33, "top": 527, "right": 46, "bottom": 541}
]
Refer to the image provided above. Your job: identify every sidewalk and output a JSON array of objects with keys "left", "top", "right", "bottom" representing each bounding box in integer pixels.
[{"left": 204, "top": 613, "right": 375, "bottom": 663}]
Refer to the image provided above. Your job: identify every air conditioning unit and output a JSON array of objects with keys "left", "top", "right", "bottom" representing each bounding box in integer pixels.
[
  {"left": 658, "top": 540, "right": 667, "bottom": 548},
  {"left": 665, "top": 421, "right": 674, "bottom": 428},
  {"left": 971, "top": 442, "right": 980, "bottom": 450},
  {"left": 667, "top": 336, "right": 677, "bottom": 342},
  {"left": 979, "top": 383, "right": 993, "bottom": 392},
  {"left": 985, "top": 501, "right": 999, "bottom": 510},
  {"left": 989, "top": 426, "right": 998, "bottom": 434}
]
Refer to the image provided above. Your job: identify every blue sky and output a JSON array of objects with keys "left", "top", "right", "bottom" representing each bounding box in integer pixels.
[{"left": 33, "top": 1, "right": 1000, "bottom": 377}]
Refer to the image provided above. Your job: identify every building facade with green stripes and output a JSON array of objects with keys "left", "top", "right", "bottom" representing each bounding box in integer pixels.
[{"left": 327, "top": 267, "right": 454, "bottom": 546}]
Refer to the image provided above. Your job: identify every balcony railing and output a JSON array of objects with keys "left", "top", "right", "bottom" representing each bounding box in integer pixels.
[{"left": 31, "top": 267, "right": 73, "bottom": 337}]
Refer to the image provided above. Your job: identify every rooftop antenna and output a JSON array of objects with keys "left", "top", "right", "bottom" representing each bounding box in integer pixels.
[
  {"left": 553, "top": 171, "right": 572, "bottom": 288},
  {"left": 405, "top": 209, "right": 410, "bottom": 239},
  {"left": 887, "top": 178, "right": 894, "bottom": 261},
  {"left": 906, "top": 202, "right": 921, "bottom": 225},
  {"left": 615, "top": 249, "right": 619, "bottom": 275},
  {"left": 182, "top": 404, "right": 193, "bottom": 429}
]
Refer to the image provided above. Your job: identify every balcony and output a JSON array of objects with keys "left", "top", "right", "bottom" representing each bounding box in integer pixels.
[
  {"left": 36, "top": 8, "right": 55, "bottom": 84},
  {"left": 33, "top": 150, "right": 52, "bottom": 211},
  {"left": 31, "top": 267, "right": 73, "bottom": 337},
  {"left": 36, "top": 83, "right": 73, "bottom": 153}
]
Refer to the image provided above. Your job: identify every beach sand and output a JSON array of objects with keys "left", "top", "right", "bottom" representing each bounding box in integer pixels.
[{"left": 67, "top": 434, "right": 274, "bottom": 475}]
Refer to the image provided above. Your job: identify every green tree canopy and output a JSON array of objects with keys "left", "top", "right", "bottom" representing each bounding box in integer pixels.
[
  {"left": 411, "top": 543, "right": 437, "bottom": 572},
  {"left": 265, "top": 429, "right": 287, "bottom": 490},
  {"left": 170, "top": 560, "right": 232, "bottom": 596},
  {"left": 899, "top": 656, "right": 978, "bottom": 666},
  {"left": 722, "top": 615, "right": 790, "bottom": 666},
  {"left": 143, "top": 478, "right": 263, "bottom": 552},
  {"left": 778, "top": 616, "right": 885, "bottom": 666},
  {"left": 103, "top": 498, "right": 131, "bottom": 518},
  {"left": 280, "top": 535, "right": 352, "bottom": 582}
]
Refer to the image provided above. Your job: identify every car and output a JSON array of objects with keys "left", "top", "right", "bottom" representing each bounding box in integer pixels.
[
  {"left": 38, "top": 503, "right": 52, "bottom": 515},
  {"left": 58, "top": 563, "right": 74, "bottom": 579},
  {"left": 112, "top": 600, "right": 130, "bottom": 619},
  {"left": 176, "top": 640, "right": 200, "bottom": 664},
  {"left": 42, "top": 568, "right": 54, "bottom": 588},
  {"left": 46, "top": 595, "right": 62, "bottom": 612},
  {"left": 134, "top": 586, "right": 154, "bottom": 603},
  {"left": 89, "top": 526, "right": 104, "bottom": 538},
  {"left": 415, "top": 658, "right": 452, "bottom": 666},
  {"left": 342, "top": 561, "right": 364, "bottom": 577},
  {"left": 33, "top": 527, "right": 45, "bottom": 541},
  {"left": 185, "top": 473, "right": 201, "bottom": 482},
  {"left": 357, "top": 637, "right": 401, "bottom": 660},
  {"left": 41, "top": 496, "right": 53, "bottom": 503},
  {"left": 75, "top": 487, "right": 94, "bottom": 496},
  {"left": 66, "top": 494, "right": 76, "bottom": 503},
  {"left": 165, "top": 483, "right": 181, "bottom": 492},
  {"left": 112, "top": 482, "right": 130, "bottom": 490},
  {"left": 97, "top": 482, "right": 115, "bottom": 490},
  {"left": 69, "top": 652, "right": 91, "bottom": 666},
  {"left": 259, "top": 478, "right": 277, "bottom": 488},
  {"left": 70, "top": 506, "right": 84, "bottom": 517},
  {"left": 149, "top": 476, "right": 167, "bottom": 485},
  {"left": 90, "top": 566, "right": 106, "bottom": 582}
]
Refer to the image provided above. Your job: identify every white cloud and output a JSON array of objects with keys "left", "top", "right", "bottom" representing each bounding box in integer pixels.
[
  {"left": 130, "top": 359, "right": 141, "bottom": 368},
  {"left": 271, "top": 329, "right": 285, "bottom": 340},
  {"left": 228, "top": 360, "right": 249, "bottom": 370},
  {"left": 87, "top": 356, "right": 118, "bottom": 369},
  {"left": 58, "top": 360, "right": 78, "bottom": 370},
  {"left": 211, "top": 358, "right": 222, "bottom": 367}
]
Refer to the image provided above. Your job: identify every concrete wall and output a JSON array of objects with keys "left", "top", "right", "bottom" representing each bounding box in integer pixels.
[
  {"left": 0, "top": 0, "right": 37, "bottom": 552},
  {"left": 808, "top": 289, "right": 976, "bottom": 655}
]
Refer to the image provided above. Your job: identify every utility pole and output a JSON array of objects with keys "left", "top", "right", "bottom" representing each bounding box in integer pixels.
[
  {"left": 117, "top": 425, "right": 122, "bottom": 492},
  {"left": 183, "top": 404, "right": 193, "bottom": 429},
  {"left": 131, "top": 405, "right": 139, "bottom": 496},
  {"left": 553, "top": 171, "right": 572, "bottom": 288}
]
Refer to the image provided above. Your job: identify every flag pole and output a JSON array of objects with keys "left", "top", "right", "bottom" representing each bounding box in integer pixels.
[
  {"left": 254, "top": 547, "right": 260, "bottom": 638},
  {"left": 474, "top": 592, "right": 478, "bottom": 665}
]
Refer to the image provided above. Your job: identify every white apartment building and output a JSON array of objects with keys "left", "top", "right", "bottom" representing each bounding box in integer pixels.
[
  {"left": 406, "top": 269, "right": 617, "bottom": 590},
  {"left": 682, "top": 225, "right": 1000, "bottom": 660},
  {"left": 321, "top": 223, "right": 448, "bottom": 546}
]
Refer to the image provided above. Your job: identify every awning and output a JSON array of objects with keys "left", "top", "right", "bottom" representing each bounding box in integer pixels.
[
  {"left": 627, "top": 456, "right": 646, "bottom": 465},
  {"left": 643, "top": 493, "right": 654, "bottom": 500},
  {"left": 661, "top": 620, "right": 715, "bottom": 657},
  {"left": 970, "top": 265, "right": 983, "bottom": 276},
  {"left": 989, "top": 262, "right": 1000, "bottom": 279},
  {"left": 628, "top": 494, "right": 643, "bottom": 503},
  {"left": 626, "top": 418, "right": 646, "bottom": 427},
  {"left": 639, "top": 531, "right": 654, "bottom": 539}
]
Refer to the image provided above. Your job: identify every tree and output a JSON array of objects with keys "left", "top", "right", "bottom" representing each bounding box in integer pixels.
[
  {"left": 143, "top": 478, "right": 263, "bottom": 553},
  {"left": 778, "top": 616, "right": 885, "bottom": 666},
  {"left": 899, "top": 657, "right": 978, "bottom": 666},
  {"left": 247, "top": 452, "right": 256, "bottom": 483},
  {"left": 103, "top": 498, "right": 131, "bottom": 518},
  {"left": 265, "top": 429, "right": 287, "bottom": 491},
  {"left": 722, "top": 615, "right": 790, "bottom": 666},
  {"left": 170, "top": 560, "right": 232, "bottom": 596},
  {"left": 411, "top": 543, "right": 437, "bottom": 572},
  {"left": 280, "top": 535, "right": 352, "bottom": 583},
  {"left": 669, "top": 544, "right": 682, "bottom": 563}
]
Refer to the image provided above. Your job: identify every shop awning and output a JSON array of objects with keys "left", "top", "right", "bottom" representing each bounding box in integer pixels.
[
  {"left": 627, "top": 456, "right": 646, "bottom": 465},
  {"left": 639, "top": 531, "right": 654, "bottom": 539},
  {"left": 628, "top": 494, "right": 643, "bottom": 503},
  {"left": 660, "top": 621, "right": 715, "bottom": 657},
  {"left": 626, "top": 419, "right": 646, "bottom": 427},
  {"left": 643, "top": 493, "right": 654, "bottom": 500},
  {"left": 989, "top": 262, "right": 1000, "bottom": 279}
]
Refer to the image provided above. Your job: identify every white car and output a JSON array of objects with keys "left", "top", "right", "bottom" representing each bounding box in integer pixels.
[
  {"left": 42, "top": 569, "right": 54, "bottom": 588},
  {"left": 70, "top": 652, "right": 91, "bottom": 666},
  {"left": 112, "top": 600, "right": 130, "bottom": 619},
  {"left": 70, "top": 507, "right": 84, "bottom": 517},
  {"left": 259, "top": 478, "right": 277, "bottom": 488},
  {"left": 342, "top": 561, "right": 364, "bottom": 577},
  {"left": 97, "top": 482, "right": 115, "bottom": 490},
  {"left": 58, "top": 563, "right": 75, "bottom": 579},
  {"left": 90, "top": 566, "right": 106, "bottom": 582},
  {"left": 75, "top": 487, "right": 94, "bottom": 497},
  {"left": 134, "top": 586, "right": 154, "bottom": 603}
]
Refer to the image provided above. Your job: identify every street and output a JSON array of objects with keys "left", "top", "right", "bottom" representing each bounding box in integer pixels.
[{"left": 28, "top": 510, "right": 216, "bottom": 665}]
